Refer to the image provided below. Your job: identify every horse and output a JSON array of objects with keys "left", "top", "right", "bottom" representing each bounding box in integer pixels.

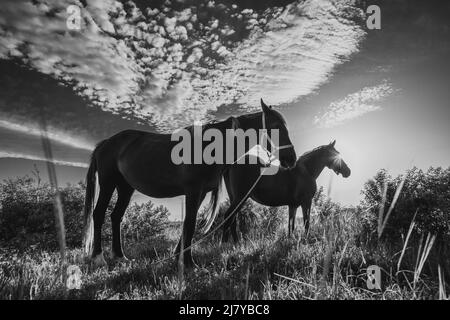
[
  {"left": 83, "top": 99, "right": 297, "bottom": 268},
  {"left": 221, "top": 140, "right": 351, "bottom": 242}
]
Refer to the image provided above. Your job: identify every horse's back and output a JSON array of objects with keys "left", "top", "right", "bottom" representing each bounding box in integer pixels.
[
  {"left": 94, "top": 129, "right": 169, "bottom": 172},
  {"left": 105, "top": 128, "right": 223, "bottom": 196},
  {"left": 93, "top": 121, "right": 235, "bottom": 197},
  {"left": 109, "top": 129, "right": 170, "bottom": 144}
]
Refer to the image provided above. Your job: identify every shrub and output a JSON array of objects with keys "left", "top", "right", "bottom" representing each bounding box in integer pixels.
[
  {"left": 0, "top": 175, "right": 88, "bottom": 250},
  {"left": 122, "top": 202, "right": 170, "bottom": 243},
  {"left": 359, "top": 167, "right": 450, "bottom": 276},
  {"left": 0, "top": 173, "right": 170, "bottom": 252},
  {"left": 199, "top": 198, "right": 286, "bottom": 242}
]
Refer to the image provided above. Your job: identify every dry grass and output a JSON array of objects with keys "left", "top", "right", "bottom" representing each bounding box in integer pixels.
[{"left": 0, "top": 207, "right": 446, "bottom": 300}]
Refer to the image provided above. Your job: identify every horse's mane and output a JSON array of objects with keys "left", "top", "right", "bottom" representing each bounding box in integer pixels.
[
  {"left": 237, "top": 109, "right": 286, "bottom": 125},
  {"left": 297, "top": 145, "right": 327, "bottom": 163},
  {"left": 184, "top": 110, "right": 261, "bottom": 130},
  {"left": 183, "top": 116, "right": 232, "bottom": 132},
  {"left": 183, "top": 109, "right": 287, "bottom": 136},
  {"left": 237, "top": 111, "right": 261, "bottom": 120}
]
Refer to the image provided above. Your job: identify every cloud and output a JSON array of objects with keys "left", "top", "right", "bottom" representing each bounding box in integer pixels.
[
  {"left": 0, "top": 0, "right": 366, "bottom": 131},
  {"left": 210, "top": 0, "right": 366, "bottom": 109},
  {"left": 313, "top": 81, "right": 396, "bottom": 128},
  {"left": 0, "top": 119, "right": 94, "bottom": 151},
  {"left": 0, "top": 151, "right": 88, "bottom": 168},
  {"left": 0, "top": 121, "right": 92, "bottom": 169},
  {"left": 0, "top": 0, "right": 141, "bottom": 114}
]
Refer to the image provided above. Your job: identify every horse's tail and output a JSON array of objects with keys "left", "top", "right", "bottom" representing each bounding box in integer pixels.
[
  {"left": 198, "top": 181, "right": 222, "bottom": 234},
  {"left": 82, "top": 144, "right": 100, "bottom": 256}
]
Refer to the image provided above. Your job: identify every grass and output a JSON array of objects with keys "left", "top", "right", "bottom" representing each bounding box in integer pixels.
[{"left": 0, "top": 210, "right": 446, "bottom": 300}]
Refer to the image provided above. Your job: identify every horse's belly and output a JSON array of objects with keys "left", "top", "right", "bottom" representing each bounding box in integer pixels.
[
  {"left": 251, "top": 178, "right": 290, "bottom": 207},
  {"left": 118, "top": 155, "right": 221, "bottom": 198},
  {"left": 251, "top": 194, "right": 286, "bottom": 207},
  {"left": 135, "top": 183, "right": 183, "bottom": 198},
  {"left": 117, "top": 151, "right": 184, "bottom": 197},
  {"left": 120, "top": 163, "right": 184, "bottom": 197}
]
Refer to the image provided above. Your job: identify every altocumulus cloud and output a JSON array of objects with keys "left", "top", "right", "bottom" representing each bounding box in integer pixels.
[
  {"left": 0, "top": 151, "right": 89, "bottom": 168},
  {"left": 313, "top": 81, "right": 397, "bottom": 128},
  {"left": 0, "top": 119, "right": 93, "bottom": 151},
  {"left": 0, "top": 0, "right": 366, "bottom": 131}
]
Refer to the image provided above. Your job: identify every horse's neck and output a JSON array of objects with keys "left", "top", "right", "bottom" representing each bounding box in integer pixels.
[
  {"left": 300, "top": 150, "right": 327, "bottom": 180},
  {"left": 237, "top": 112, "right": 262, "bottom": 130}
]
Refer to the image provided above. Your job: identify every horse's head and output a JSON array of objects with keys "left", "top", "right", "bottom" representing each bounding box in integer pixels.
[
  {"left": 324, "top": 140, "right": 351, "bottom": 178},
  {"left": 260, "top": 99, "right": 297, "bottom": 168}
]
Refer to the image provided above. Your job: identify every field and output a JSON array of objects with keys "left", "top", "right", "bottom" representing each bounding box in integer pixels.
[
  {"left": 0, "top": 214, "right": 446, "bottom": 300},
  {"left": 0, "top": 167, "right": 449, "bottom": 300}
]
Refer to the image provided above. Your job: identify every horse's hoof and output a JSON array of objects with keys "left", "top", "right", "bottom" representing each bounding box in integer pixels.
[{"left": 92, "top": 252, "right": 108, "bottom": 268}]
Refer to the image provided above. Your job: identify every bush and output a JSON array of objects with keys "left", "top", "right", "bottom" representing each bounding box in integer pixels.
[
  {"left": 122, "top": 202, "right": 169, "bottom": 243},
  {"left": 199, "top": 198, "right": 286, "bottom": 242},
  {"left": 0, "top": 175, "right": 87, "bottom": 250},
  {"left": 0, "top": 173, "right": 170, "bottom": 252},
  {"left": 359, "top": 167, "right": 450, "bottom": 276}
]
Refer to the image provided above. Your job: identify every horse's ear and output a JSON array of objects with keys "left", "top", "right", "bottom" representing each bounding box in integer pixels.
[
  {"left": 261, "top": 98, "right": 271, "bottom": 113},
  {"left": 330, "top": 140, "right": 336, "bottom": 147}
]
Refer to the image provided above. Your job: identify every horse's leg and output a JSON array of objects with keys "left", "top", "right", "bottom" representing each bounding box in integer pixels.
[
  {"left": 222, "top": 214, "right": 232, "bottom": 243},
  {"left": 92, "top": 183, "right": 115, "bottom": 266},
  {"left": 221, "top": 200, "right": 239, "bottom": 243},
  {"left": 288, "top": 219, "right": 291, "bottom": 236},
  {"left": 175, "top": 190, "right": 206, "bottom": 268},
  {"left": 230, "top": 214, "right": 239, "bottom": 243},
  {"left": 226, "top": 171, "right": 241, "bottom": 243},
  {"left": 221, "top": 170, "right": 235, "bottom": 243},
  {"left": 221, "top": 204, "right": 234, "bottom": 243},
  {"left": 221, "top": 198, "right": 248, "bottom": 244},
  {"left": 221, "top": 165, "right": 257, "bottom": 244},
  {"left": 111, "top": 180, "right": 134, "bottom": 261},
  {"left": 288, "top": 206, "right": 297, "bottom": 237},
  {"left": 301, "top": 199, "right": 311, "bottom": 237}
]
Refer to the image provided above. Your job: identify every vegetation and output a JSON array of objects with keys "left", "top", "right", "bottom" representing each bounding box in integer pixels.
[{"left": 0, "top": 167, "right": 449, "bottom": 300}]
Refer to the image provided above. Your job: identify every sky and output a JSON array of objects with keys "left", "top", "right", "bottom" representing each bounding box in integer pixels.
[{"left": 1, "top": 0, "right": 449, "bottom": 220}]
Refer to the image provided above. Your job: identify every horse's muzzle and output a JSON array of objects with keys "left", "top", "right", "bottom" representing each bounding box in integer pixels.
[{"left": 342, "top": 168, "right": 351, "bottom": 178}]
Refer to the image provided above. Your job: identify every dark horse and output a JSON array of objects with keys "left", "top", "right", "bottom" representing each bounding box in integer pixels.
[
  {"left": 83, "top": 99, "right": 297, "bottom": 267},
  {"left": 221, "top": 140, "right": 350, "bottom": 242}
]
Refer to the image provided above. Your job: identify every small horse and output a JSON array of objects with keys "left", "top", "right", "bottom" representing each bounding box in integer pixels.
[
  {"left": 83, "top": 99, "right": 297, "bottom": 268},
  {"left": 221, "top": 140, "right": 350, "bottom": 242}
]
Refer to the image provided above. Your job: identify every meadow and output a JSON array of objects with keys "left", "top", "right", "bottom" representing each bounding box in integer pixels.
[{"left": 0, "top": 167, "right": 449, "bottom": 300}]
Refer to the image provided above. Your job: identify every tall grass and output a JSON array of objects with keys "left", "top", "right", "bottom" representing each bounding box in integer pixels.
[
  {"left": 1, "top": 166, "right": 448, "bottom": 300},
  {"left": 1, "top": 204, "right": 445, "bottom": 300}
]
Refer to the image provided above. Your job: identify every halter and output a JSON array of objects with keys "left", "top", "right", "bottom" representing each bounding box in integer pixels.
[
  {"left": 141, "top": 114, "right": 295, "bottom": 265},
  {"left": 231, "top": 112, "right": 295, "bottom": 166},
  {"left": 261, "top": 112, "right": 294, "bottom": 160}
]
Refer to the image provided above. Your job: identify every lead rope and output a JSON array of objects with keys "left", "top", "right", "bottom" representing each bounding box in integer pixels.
[
  {"left": 147, "top": 113, "right": 293, "bottom": 266},
  {"left": 148, "top": 163, "right": 269, "bottom": 267}
]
